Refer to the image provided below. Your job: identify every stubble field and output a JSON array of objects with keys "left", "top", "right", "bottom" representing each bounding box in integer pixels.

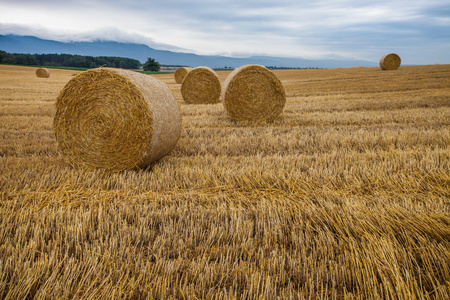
[{"left": 0, "top": 64, "right": 449, "bottom": 299}]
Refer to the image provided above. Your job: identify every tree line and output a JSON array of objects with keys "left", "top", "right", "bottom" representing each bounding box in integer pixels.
[{"left": 0, "top": 50, "right": 142, "bottom": 69}]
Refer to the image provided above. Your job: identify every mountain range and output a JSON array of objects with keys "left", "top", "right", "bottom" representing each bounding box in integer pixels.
[{"left": 0, "top": 34, "right": 378, "bottom": 69}]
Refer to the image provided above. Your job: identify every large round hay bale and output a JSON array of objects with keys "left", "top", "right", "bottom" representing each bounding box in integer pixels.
[
  {"left": 174, "top": 67, "right": 192, "bottom": 84},
  {"left": 36, "top": 68, "right": 50, "bottom": 78},
  {"left": 53, "top": 67, "right": 181, "bottom": 172},
  {"left": 222, "top": 65, "right": 286, "bottom": 122},
  {"left": 379, "top": 53, "right": 401, "bottom": 70},
  {"left": 181, "top": 66, "right": 221, "bottom": 104}
]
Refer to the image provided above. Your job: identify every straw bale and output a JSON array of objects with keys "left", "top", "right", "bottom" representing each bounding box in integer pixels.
[
  {"left": 379, "top": 53, "right": 401, "bottom": 70},
  {"left": 174, "top": 67, "right": 192, "bottom": 84},
  {"left": 181, "top": 66, "right": 221, "bottom": 104},
  {"left": 36, "top": 68, "right": 50, "bottom": 78},
  {"left": 222, "top": 64, "right": 286, "bottom": 122},
  {"left": 53, "top": 67, "right": 181, "bottom": 172}
]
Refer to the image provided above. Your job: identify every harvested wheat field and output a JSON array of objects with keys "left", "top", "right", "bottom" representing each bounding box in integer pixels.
[{"left": 0, "top": 64, "right": 449, "bottom": 299}]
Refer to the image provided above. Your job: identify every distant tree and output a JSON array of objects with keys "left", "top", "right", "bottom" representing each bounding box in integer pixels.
[
  {"left": 2, "top": 53, "right": 38, "bottom": 66},
  {"left": 0, "top": 50, "right": 6, "bottom": 63},
  {"left": 143, "top": 57, "right": 160, "bottom": 72},
  {"left": 0, "top": 51, "right": 140, "bottom": 69}
]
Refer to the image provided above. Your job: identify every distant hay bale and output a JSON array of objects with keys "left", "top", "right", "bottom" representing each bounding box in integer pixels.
[
  {"left": 379, "top": 53, "right": 401, "bottom": 70},
  {"left": 36, "top": 68, "right": 50, "bottom": 78},
  {"left": 174, "top": 67, "right": 192, "bottom": 84},
  {"left": 222, "top": 64, "right": 286, "bottom": 122},
  {"left": 181, "top": 66, "right": 221, "bottom": 104},
  {"left": 53, "top": 67, "right": 181, "bottom": 172}
]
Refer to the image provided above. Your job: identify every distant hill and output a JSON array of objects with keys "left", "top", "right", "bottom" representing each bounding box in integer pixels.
[{"left": 0, "top": 34, "right": 377, "bottom": 68}]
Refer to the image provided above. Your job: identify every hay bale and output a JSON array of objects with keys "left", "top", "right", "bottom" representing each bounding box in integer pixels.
[
  {"left": 222, "top": 64, "right": 286, "bottom": 122},
  {"left": 181, "top": 66, "right": 221, "bottom": 104},
  {"left": 379, "top": 53, "right": 401, "bottom": 70},
  {"left": 174, "top": 67, "right": 192, "bottom": 84},
  {"left": 36, "top": 68, "right": 50, "bottom": 78},
  {"left": 53, "top": 67, "right": 181, "bottom": 172}
]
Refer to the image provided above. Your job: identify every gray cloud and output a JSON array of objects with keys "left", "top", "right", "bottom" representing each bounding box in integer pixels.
[{"left": 0, "top": 0, "right": 449, "bottom": 64}]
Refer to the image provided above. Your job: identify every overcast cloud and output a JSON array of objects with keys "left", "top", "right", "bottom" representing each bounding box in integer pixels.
[{"left": 1, "top": 0, "right": 449, "bottom": 64}]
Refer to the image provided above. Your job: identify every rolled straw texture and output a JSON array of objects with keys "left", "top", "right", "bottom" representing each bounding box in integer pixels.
[
  {"left": 174, "top": 67, "right": 192, "bottom": 84},
  {"left": 181, "top": 66, "right": 221, "bottom": 104},
  {"left": 53, "top": 68, "right": 181, "bottom": 172},
  {"left": 379, "top": 53, "right": 401, "bottom": 70},
  {"left": 222, "top": 65, "right": 286, "bottom": 122},
  {"left": 36, "top": 68, "right": 50, "bottom": 78}
]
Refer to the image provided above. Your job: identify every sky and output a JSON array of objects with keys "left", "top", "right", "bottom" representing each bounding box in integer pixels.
[{"left": 1, "top": 0, "right": 449, "bottom": 64}]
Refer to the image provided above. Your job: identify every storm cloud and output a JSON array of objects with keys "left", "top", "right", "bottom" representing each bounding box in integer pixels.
[{"left": 1, "top": 0, "right": 449, "bottom": 64}]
